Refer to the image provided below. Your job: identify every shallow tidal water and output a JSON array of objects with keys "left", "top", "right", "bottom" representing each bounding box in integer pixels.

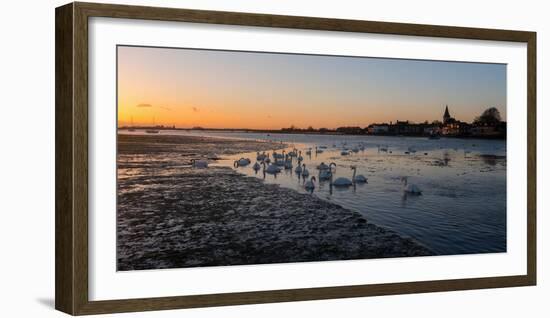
[{"left": 120, "top": 130, "right": 506, "bottom": 256}]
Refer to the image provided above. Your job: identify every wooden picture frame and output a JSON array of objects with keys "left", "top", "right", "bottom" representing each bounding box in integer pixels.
[{"left": 55, "top": 2, "right": 536, "bottom": 315}]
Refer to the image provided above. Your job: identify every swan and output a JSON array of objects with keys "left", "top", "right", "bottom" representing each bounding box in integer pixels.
[
  {"left": 341, "top": 150, "right": 350, "bottom": 156},
  {"left": 191, "top": 159, "right": 208, "bottom": 168},
  {"left": 317, "top": 162, "right": 329, "bottom": 170},
  {"left": 234, "top": 158, "right": 250, "bottom": 167},
  {"left": 262, "top": 161, "right": 281, "bottom": 174},
  {"left": 401, "top": 177, "right": 422, "bottom": 194},
  {"left": 253, "top": 162, "right": 261, "bottom": 171},
  {"left": 319, "top": 162, "right": 336, "bottom": 180},
  {"left": 288, "top": 148, "right": 298, "bottom": 157},
  {"left": 295, "top": 159, "right": 303, "bottom": 173},
  {"left": 304, "top": 176, "right": 316, "bottom": 191},
  {"left": 331, "top": 167, "right": 353, "bottom": 187},
  {"left": 351, "top": 166, "right": 367, "bottom": 183},
  {"left": 315, "top": 146, "right": 324, "bottom": 154},
  {"left": 257, "top": 152, "right": 267, "bottom": 161},
  {"left": 301, "top": 164, "right": 310, "bottom": 177},
  {"left": 273, "top": 150, "right": 285, "bottom": 159},
  {"left": 351, "top": 147, "right": 359, "bottom": 153},
  {"left": 297, "top": 151, "right": 303, "bottom": 162},
  {"left": 284, "top": 157, "right": 293, "bottom": 169},
  {"left": 274, "top": 154, "right": 287, "bottom": 166},
  {"left": 305, "top": 148, "right": 312, "bottom": 155}
]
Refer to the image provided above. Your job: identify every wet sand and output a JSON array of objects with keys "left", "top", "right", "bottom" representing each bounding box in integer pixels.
[{"left": 117, "top": 133, "right": 432, "bottom": 271}]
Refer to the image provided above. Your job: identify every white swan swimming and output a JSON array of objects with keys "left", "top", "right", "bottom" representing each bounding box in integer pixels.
[
  {"left": 295, "top": 159, "right": 303, "bottom": 173},
  {"left": 351, "top": 166, "right": 367, "bottom": 183},
  {"left": 331, "top": 167, "right": 353, "bottom": 187},
  {"left": 273, "top": 150, "right": 285, "bottom": 160},
  {"left": 288, "top": 148, "right": 298, "bottom": 157},
  {"left": 234, "top": 158, "right": 251, "bottom": 167},
  {"left": 262, "top": 161, "right": 281, "bottom": 174},
  {"left": 253, "top": 162, "right": 261, "bottom": 171},
  {"left": 401, "top": 177, "right": 422, "bottom": 194},
  {"left": 284, "top": 156, "right": 293, "bottom": 170},
  {"left": 304, "top": 176, "right": 316, "bottom": 191},
  {"left": 301, "top": 164, "right": 310, "bottom": 177},
  {"left": 317, "top": 162, "right": 329, "bottom": 170},
  {"left": 191, "top": 159, "right": 208, "bottom": 168},
  {"left": 319, "top": 162, "right": 336, "bottom": 180},
  {"left": 274, "top": 154, "right": 286, "bottom": 166},
  {"left": 256, "top": 152, "right": 267, "bottom": 161}
]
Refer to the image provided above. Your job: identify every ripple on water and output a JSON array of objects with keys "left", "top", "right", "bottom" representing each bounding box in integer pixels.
[{"left": 214, "top": 133, "right": 506, "bottom": 255}]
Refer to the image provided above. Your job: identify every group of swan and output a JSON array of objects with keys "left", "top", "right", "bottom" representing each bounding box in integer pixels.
[
  {"left": 235, "top": 145, "right": 422, "bottom": 196},
  {"left": 288, "top": 148, "right": 298, "bottom": 157},
  {"left": 303, "top": 163, "right": 368, "bottom": 191},
  {"left": 319, "top": 162, "right": 336, "bottom": 180},
  {"left": 261, "top": 161, "right": 282, "bottom": 174},
  {"left": 273, "top": 150, "right": 285, "bottom": 160},
  {"left": 331, "top": 166, "right": 368, "bottom": 187}
]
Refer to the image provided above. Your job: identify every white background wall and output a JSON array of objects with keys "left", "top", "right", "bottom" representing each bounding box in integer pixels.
[{"left": 0, "top": 0, "right": 547, "bottom": 317}]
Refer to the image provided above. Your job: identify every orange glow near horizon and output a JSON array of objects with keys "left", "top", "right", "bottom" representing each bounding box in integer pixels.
[{"left": 117, "top": 46, "right": 507, "bottom": 129}]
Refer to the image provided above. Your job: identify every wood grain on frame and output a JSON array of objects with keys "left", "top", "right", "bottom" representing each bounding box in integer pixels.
[{"left": 55, "top": 2, "right": 537, "bottom": 315}]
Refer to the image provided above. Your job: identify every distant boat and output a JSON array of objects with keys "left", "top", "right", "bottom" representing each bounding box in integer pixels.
[{"left": 146, "top": 117, "right": 159, "bottom": 134}]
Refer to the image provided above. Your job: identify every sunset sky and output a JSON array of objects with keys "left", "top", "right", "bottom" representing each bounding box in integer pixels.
[{"left": 117, "top": 46, "right": 506, "bottom": 129}]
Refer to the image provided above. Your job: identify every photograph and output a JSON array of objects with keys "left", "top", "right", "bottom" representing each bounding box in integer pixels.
[{"left": 116, "top": 45, "right": 507, "bottom": 271}]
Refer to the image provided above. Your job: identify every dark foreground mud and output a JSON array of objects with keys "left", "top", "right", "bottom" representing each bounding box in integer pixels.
[{"left": 117, "top": 134, "right": 432, "bottom": 270}]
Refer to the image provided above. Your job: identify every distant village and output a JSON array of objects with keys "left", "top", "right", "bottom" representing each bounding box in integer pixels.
[
  {"left": 120, "top": 105, "right": 506, "bottom": 139},
  {"left": 281, "top": 105, "right": 506, "bottom": 139}
]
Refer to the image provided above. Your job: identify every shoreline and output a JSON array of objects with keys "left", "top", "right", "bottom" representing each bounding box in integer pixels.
[
  {"left": 119, "top": 128, "right": 506, "bottom": 140},
  {"left": 117, "top": 134, "right": 432, "bottom": 271}
]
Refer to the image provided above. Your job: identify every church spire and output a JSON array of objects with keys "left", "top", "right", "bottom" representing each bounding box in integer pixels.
[{"left": 443, "top": 104, "right": 451, "bottom": 123}]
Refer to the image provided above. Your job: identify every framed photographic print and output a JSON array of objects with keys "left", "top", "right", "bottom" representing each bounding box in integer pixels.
[{"left": 55, "top": 2, "right": 536, "bottom": 315}]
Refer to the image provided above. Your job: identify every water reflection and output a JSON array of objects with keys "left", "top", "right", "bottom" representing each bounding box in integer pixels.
[{"left": 207, "top": 132, "right": 506, "bottom": 255}]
